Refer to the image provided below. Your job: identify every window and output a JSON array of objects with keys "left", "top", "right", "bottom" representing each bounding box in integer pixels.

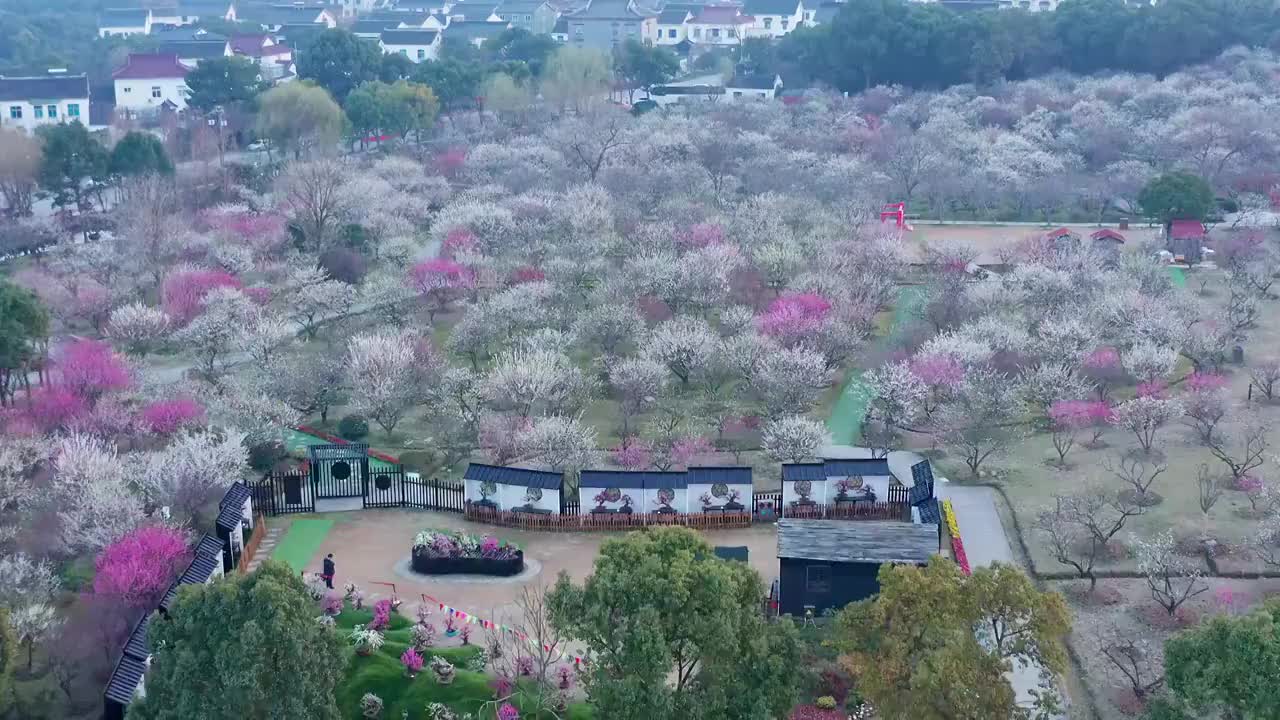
[
  {"left": 523, "top": 14, "right": 530, "bottom": 20},
  {"left": 692, "top": 27, "right": 701, "bottom": 38},
  {"left": 8, "top": 105, "right": 20, "bottom": 119},
  {"left": 400, "top": 48, "right": 408, "bottom": 55},
  {"left": 781, "top": 19, "right": 789, "bottom": 29},
  {"left": 728, "top": 27, "right": 736, "bottom": 37},
  {"left": 151, "top": 86, "right": 162, "bottom": 98},
  {"left": 711, "top": 27, "right": 719, "bottom": 37},
  {"left": 806, "top": 565, "right": 831, "bottom": 594},
  {"left": 573, "top": 24, "right": 583, "bottom": 37},
  {"left": 763, "top": 17, "right": 772, "bottom": 28},
  {"left": 34, "top": 106, "right": 44, "bottom": 119},
  {"left": 122, "top": 85, "right": 132, "bottom": 93},
  {"left": 68, "top": 103, "right": 80, "bottom": 117},
  {"left": 668, "top": 28, "right": 676, "bottom": 38},
  {"left": 47, "top": 105, "right": 56, "bottom": 118},
  {"left": 417, "top": 48, "right": 426, "bottom": 59}
]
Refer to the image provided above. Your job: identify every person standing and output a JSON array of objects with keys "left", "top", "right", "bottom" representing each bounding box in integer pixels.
[{"left": 322, "top": 553, "right": 336, "bottom": 589}]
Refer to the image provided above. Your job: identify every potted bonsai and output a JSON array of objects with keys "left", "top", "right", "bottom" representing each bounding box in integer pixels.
[
  {"left": 516, "top": 486, "right": 547, "bottom": 513},
  {"left": 619, "top": 493, "right": 634, "bottom": 514},
  {"left": 592, "top": 487, "right": 622, "bottom": 513},
  {"left": 698, "top": 491, "right": 716, "bottom": 511},
  {"left": 475, "top": 480, "right": 499, "bottom": 509},
  {"left": 653, "top": 488, "right": 677, "bottom": 514},
  {"left": 349, "top": 625, "right": 385, "bottom": 656},
  {"left": 835, "top": 477, "right": 863, "bottom": 503},
  {"left": 723, "top": 487, "right": 745, "bottom": 512},
  {"left": 793, "top": 479, "right": 816, "bottom": 506}
]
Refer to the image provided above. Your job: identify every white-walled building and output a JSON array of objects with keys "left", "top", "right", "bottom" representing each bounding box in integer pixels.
[
  {"left": 0, "top": 74, "right": 90, "bottom": 133},
  {"left": 685, "top": 5, "right": 754, "bottom": 46},
  {"left": 228, "top": 34, "right": 294, "bottom": 81},
  {"left": 743, "top": 0, "right": 805, "bottom": 36},
  {"left": 652, "top": 7, "right": 691, "bottom": 44},
  {"left": 157, "top": 39, "right": 233, "bottom": 67},
  {"left": 99, "top": 8, "right": 152, "bottom": 37},
  {"left": 379, "top": 29, "right": 442, "bottom": 61},
  {"left": 113, "top": 54, "right": 192, "bottom": 114},
  {"left": 725, "top": 72, "right": 780, "bottom": 100}
]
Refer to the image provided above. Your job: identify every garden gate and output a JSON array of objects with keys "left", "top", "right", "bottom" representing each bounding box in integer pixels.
[{"left": 250, "top": 464, "right": 465, "bottom": 517}]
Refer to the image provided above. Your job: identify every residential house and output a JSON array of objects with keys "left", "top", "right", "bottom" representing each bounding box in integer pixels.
[
  {"left": 811, "top": 0, "right": 840, "bottom": 24},
  {"left": 379, "top": 29, "right": 442, "bottom": 61},
  {"left": 176, "top": 0, "right": 239, "bottom": 22},
  {"left": 150, "top": 26, "right": 223, "bottom": 41},
  {"left": 1166, "top": 219, "right": 1207, "bottom": 263},
  {"left": 353, "top": 18, "right": 408, "bottom": 37},
  {"left": 686, "top": 4, "right": 753, "bottom": 46},
  {"left": 443, "top": 19, "right": 511, "bottom": 48},
  {"left": 158, "top": 39, "right": 233, "bottom": 67},
  {"left": 563, "top": 0, "right": 655, "bottom": 51},
  {"left": 362, "top": 9, "right": 445, "bottom": 29},
  {"left": 113, "top": 54, "right": 192, "bottom": 114},
  {"left": 494, "top": 0, "right": 557, "bottom": 34},
  {"left": 776, "top": 519, "right": 938, "bottom": 616},
  {"left": 743, "top": 0, "right": 803, "bottom": 36},
  {"left": 550, "top": 15, "right": 568, "bottom": 41},
  {"left": 237, "top": 4, "right": 338, "bottom": 31},
  {"left": 228, "top": 34, "right": 294, "bottom": 80},
  {"left": 0, "top": 74, "right": 90, "bottom": 133},
  {"left": 724, "top": 71, "right": 779, "bottom": 100},
  {"left": 99, "top": 9, "right": 152, "bottom": 37},
  {"left": 448, "top": 2, "right": 504, "bottom": 22},
  {"left": 652, "top": 7, "right": 690, "bottom": 44}
]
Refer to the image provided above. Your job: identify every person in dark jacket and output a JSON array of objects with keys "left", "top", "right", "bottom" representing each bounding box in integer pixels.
[{"left": 322, "top": 553, "right": 335, "bottom": 589}]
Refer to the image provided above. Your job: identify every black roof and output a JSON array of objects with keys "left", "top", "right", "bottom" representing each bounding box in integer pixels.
[
  {"left": 782, "top": 458, "right": 892, "bottom": 482},
  {"left": 743, "top": 0, "right": 800, "bottom": 14},
  {"left": 308, "top": 443, "right": 368, "bottom": 461},
  {"left": 917, "top": 498, "right": 941, "bottom": 525},
  {"left": 464, "top": 463, "right": 564, "bottom": 489},
  {"left": 0, "top": 75, "right": 89, "bottom": 102},
  {"left": 220, "top": 481, "right": 250, "bottom": 508},
  {"left": 195, "top": 532, "right": 224, "bottom": 558},
  {"left": 686, "top": 466, "right": 752, "bottom": 485},
  {"left": 656, "top": 7, "right": 688, "bottom": 22},
  {"left": 354, "top": 19, "right": 404, "bottom": 33},
  {"left": 215, "top": 498, "right": 244, "bottom": 531},
  {"left": 158, "top": 39, "right": 230, "bottom": 58},
  {"left": 103, "top": 654, "right": 146, "bottom": 705},
  {"left": 123, "top": 614, "right": 151, "bottom": 660},
  {"left": 178, "top": 0, "right": 236, "bottom": 14},
  {"left": 713, "top": 545, "right": 748, "bottom": 562},
  {"left": 727, "top": 73, "right": 778, "bottom": 91},
  {"left": 444, "top": 20, "right": 510, "bottom": 39},
  {"left": 579, "top": 470, "right": 688, "bottom": 490},
  {"left": 777, "top": 519, "right": 939, "bottom": 565},
  {"left": 381, "top": 29, "right": 440, "bottom": 44},
  {"left": 161, "top": 552, "right": 219, "bottom": 610}
]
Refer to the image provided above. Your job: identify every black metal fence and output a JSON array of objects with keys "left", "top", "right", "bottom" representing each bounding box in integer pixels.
[{"left": 250, "top": 468, "right": 464, "bottom": 516}]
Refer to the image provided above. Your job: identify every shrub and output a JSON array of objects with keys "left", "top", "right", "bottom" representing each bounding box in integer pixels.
[
  {"left": 497, "top": 704, "right": 519, "bottom": 720},
  {"left": 360, "top": 692, "right": 383, "bottom": 718},
  {"left": 815, "top": 696, "right": 837, "bottom": 710},
  {"left": 338, "top": 414, "right": 369, "bottom": 441},
  {"left": 401, "top": 647, "right": 424, "bottom": 675},
  {"left": 140, "top": 397, "right": 205, "bottom": 435},
  {"left": 322, "top": 593, "right": 343, "bottom": 616},
  {"left": 319, "top": 248, "right": 368, "bottom": 284},
  {"left": 397, "top": 450, "right": 435, "bottom": 472},
  {"left": 247, "top": 440, "right": 287, "bottom": 471},
  {"left": 411, "top": 621, "right": 436, "bottom": 651},
  {"left": 369, "top": 599, "right": 393, "bottom": 631}
]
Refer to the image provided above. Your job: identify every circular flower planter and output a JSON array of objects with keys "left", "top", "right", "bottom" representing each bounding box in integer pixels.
[{"left": 411, "top": 546, "right": 525, "bottom": 576}]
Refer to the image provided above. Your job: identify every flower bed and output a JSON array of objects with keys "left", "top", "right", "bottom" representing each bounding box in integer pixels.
[
  {"left": 411, "top": 529, "right": 524, "bottom": 576},
  {"left": 295, "top": 424, "right": 401, "bottom": 465},
  {"left": 941, "top": 500, "right": 971, "bottom": 575}
]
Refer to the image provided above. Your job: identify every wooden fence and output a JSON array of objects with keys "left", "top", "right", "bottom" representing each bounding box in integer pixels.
[
  {"left": 238, "top": 513, "right": 267, "bottom": 575},
  {"left": 466, "top": 503, "right": 753, "bottom": 531},
  {"left": 781, "top": 502, "right": 909, "bottom": 521}
]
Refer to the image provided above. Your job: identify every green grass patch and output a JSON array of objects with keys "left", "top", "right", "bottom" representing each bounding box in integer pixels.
[
  {"left": 1167, "top": 266, "right": 1187, "bottom": 288},
  {"left": 270, "top": 518, "right": 334, "bottom": 573},
  {"left": 333, "top": 605, "right": 592, "bottom": 719}
]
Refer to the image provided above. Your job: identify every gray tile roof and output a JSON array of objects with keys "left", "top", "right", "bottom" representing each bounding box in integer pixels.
[
  {"left": 496, "top": 0, "right": 549, "bottom": 12},
  {"left": 743, "top": 0, "right": 801, "bottom": 15},
  {"left": 657, "top": 8, "right": 688, "bottom": 22},
  {"left": 686, "top": 466, "right": 753, "bottom": 485},
  {"left": 464, "top": 463, "right": 565, "bottom": 489},
  {"left": 381, "top": 29, "right": 440, "bottom": 44},
  {"left": 101, "top": 8, "right": 151, "bottom": 26},
  {"left": 568, "top": 0, "right": 647, "bottom": 19},
  {"left": 307, "top": 443, "right": 368, "bottom": 461},
  {"left": 158, "top": 40, "right": 230, "bottom": 59},
  {"left": 444, "top": 20, "right": 510, "bottom": 39},
  {"left": 0, "top": 74, "right": 89, "bottom": 102},
  {"left": 104, "top": 655, "right": 146, "bottom": 705},
  {"left": 579, "top": 470, "right": 688, "bottom": 489},
  {"left": 782, "top": 458, "right": 891, "bottom": 481},
  {"left": 777, "top": 519, "right": 939, "bottom": 565},
  {"left": 123, "top": 614, "right": 151, "bottom": 660}
]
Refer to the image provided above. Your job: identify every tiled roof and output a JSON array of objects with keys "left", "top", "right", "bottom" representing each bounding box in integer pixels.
[
  {"left": 578, "top": 470, "right": 688, "bottom": 489},
  {"left": 100, "top": 8, "right": 150, "bottom": 26},
  {"left": 782, "top": 458, "right": 892, "bottom": 481},
  {"left": 777, "top": 519, "right": 939, "bottom": 565},
  {"left": 307, "top": 443, "right": 368, "bottom": 461},
  {"left": 743, "top": 0, "right": 800, "bottom": 14},
  {"left": 496, "top": 0, "right": 549, "bottom": 12},
  {"left": 354, "top": 19, "right": 407, "bottom": 33},
  {"left": 228, "top": 32, "right": 270, "bottom": 53},
  {"left": 158, "top": 40, "right": 230, "bottom": 59},
  {"left": 178, "top": 0, "right": 236, "bottom": 15},
  {"left": 103, "top": 655, "right": 146, "bottom": 705},
  {"left": 0, "top": 74, "right": 89, "bottom": 102},
  {"left": 239, "top": 4, "right": 329, "bottom": 26},
  {"left": 444, "top": 20, "right": 510, "bottom": 38},
  {"left": 464, "top": 463, "right": 565, "bottom": 489},
  {"left": 195, "top": 532, "right": 224, "bottom": 558},
  {"left": 568, "top": 0, "right": 648, "bottom": 19},
  {"left": 657, "top": 8, "right": 689, "bottom": 22},
  {"left": 781, "top": 462, "right": 825, "bottom": 482},
  {"left": 691, "top": 5, "right": 751, "bottom": 22},
  {"left": 123, "top": 614, "right": 151, "bottom": 660},
  {"left": 1090, "top": 228, "right": 1126, "bottom": 243},
  {"left": 220, "top": 481, "right": 251, "bottom": 509},
  {"left": 112, "top": 53, "right": 190, "bottom": 79},
  {"left": 381, "top": 29, "right": 440, "bottom": 44},
  {"left": 686, "top": 466, "right": 753, "bottom": 485}
]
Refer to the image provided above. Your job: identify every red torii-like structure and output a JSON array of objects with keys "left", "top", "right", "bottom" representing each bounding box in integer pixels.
[{"left": 880, "top": 202, "right": 913, "bottom": 231}]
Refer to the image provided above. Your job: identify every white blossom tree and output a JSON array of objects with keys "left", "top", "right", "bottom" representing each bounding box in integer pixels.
[
  {"left": 1110, "top": 396, "right": 1183, "bottom": 454},
  {"left": 171, "top": 287, "right": 257, "bottom": 377},
  {"left": 609, "top": 357, "right": 669, "bottom": 435},
  {"left": 53, "top": 434, "right": 148, "bottom": 552},
  {"left": 751, "top": 346, "right": 831, "bottom": 419},
  {"left": 139, "top": 429, "right": 249, "bottom": 522},
  {"left": 107, "top": 302, "right": 171, "bottom": 356},
  {"left": 761, "top": 415, "right": 828, "bottom": 464},
  {"left": 519, "top": 415, "right": 598, "bottom": 477},
  {"left": 482, "top": 348, "right": 596, "bottom": 419},
  {"left": 644, "top": 317, "right": 719, "bottom": 386},
  {"left": 1133, "top": 530, "right": 1208, "bottom": 617},
  {"left": 285, "top": 266, "right": 354, "bottom": 339},
  {"left": 346, "top": 330, "right": 433, "bottom": 435}
]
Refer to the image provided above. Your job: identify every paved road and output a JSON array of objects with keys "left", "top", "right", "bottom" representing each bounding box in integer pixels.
[{"left": 941, "top": 484, "right": 1064, "bottom": 718}]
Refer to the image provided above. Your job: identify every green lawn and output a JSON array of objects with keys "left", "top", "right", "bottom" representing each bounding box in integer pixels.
[
  {"left": 271, "top": 518, "right": 334, "bottom": 573},
  {"left": 333, "top": 607, "right": 593, "bottom": 719}
]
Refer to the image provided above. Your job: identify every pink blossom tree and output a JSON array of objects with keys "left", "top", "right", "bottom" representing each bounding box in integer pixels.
[
  {"left": 1182, "top": 372, "right": 1230, "bottom": 444},
  {"left": 1081, "top": 347, "right": 1124, "bottom": 401},
  {"left": 479, "top": 414, "right": 531, "bottom": 466},
  {"left": 909, "top": 354, "right": 965, "bottom": 419},
  {"left": 139, "top": 398, "right": 206, "bottom": 435},
  {"left": 55, "top": 339, "right": 132, "bottom": 405},
  {"left": 161, "top": 268, "right": 243, "bottom": 326},
  {"left": 611, "top": 438, "right": 652, "bottom": 469},
  {"left": 1048, "top": 400, "right": 1111, "bottom": 465},
  {"left": 674, "top": 223, "right": 725, "bottom": 250},
  {"left": 408, "top": 258, "right": 476, "bottom": 322},
  {"left": 15, "top": 387, "right": 87, "bottom": 434},
  {"left": 442, "top": 227, "right": 478, "bottom": 256},
  {"left": 92, "top": 526, "right": 190, "bottom": 610},
  {"left": 509, "top": 266, "right": 546, "bottom": 285},
  {"left": 436, "top": 148, "right": 467, "bottom": 178},
  {"left": 671, "top": 436, "right": 714, "bottom": 468},
  {"left": 756, "top": 293, "right": 832, "bottom": 346}
]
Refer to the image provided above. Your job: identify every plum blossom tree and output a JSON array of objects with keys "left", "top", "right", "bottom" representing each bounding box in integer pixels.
[
  {"left": 107, "top": 303, "right": 171, "bottom": 356},
  {"left": 263, "top": 353, "right": 348, "bottom": 425},
  {"left": 92, "top": 526, "right": 190, "bottom": 610},
  {"left": 1249, "top": 357, "right": 1280, "bottom": 401},
  {"left": 140, "top": 398, "right": 206, "bottom": 435},
  {"left": 611, "top": 438, "right": 652, "bottom": 469},
  {"left": 241, "top": 312, "right": 295, "bottom": 366},
  {"left": 483, "top": 347, "right": 595, "bottom": 419},
  {"left": 930, "top": 367, "right": 1023, "bottom": 477},
  {"left": 644, "top": 317, "right": 718, "bottom": 386},
  {"left": 161, "top": 268, "right": 242, "bottom": 326},
  {"left": 409, "top": 258, "right": 476, "bottom": 322},
  {"left": 609, "top": 357, "right": 667, "bottom": 435},
  {"left": 1081, "top": 347, "right": 1124, "bottom": 401},
  {"left": 751, "top": 346, "right": 830, "bottom": 419},
  {"left": 572, "top": 303, "right": 645, "bottom": 359},
  {"left": 346, "top": 331, "right": 433, "bottom": 435},
  {"left": 55, "top": 339, "right": 132, "bottom": 406},
  {"left": 172, "top": 287, "right": 258, "bottom": 377},
  {"left": 1110, "top": 395, "right": 1182, "bottom": 454},
  {"left": 54, "top": 434, "right": 148, "bottom": 551},
  {"left": 761, "top": 415, "right": 827, "bottom": 464},
  {"left": 1205, "top": 414, "right": 1270, "bottom": 483},
  {"left": 1182, "top": 372, "right": 1230, "bottom": 445},
  {"left": 479, "top": 414, "right": 532, "bottom": 466},
  {"left": 867, "top": 362, "right": 927, "bottom": 433},
  {"left": 519, "top": 415, "right": 597, "bottom": 477},
  {"left": 138, "top": 429, "right": 249, "bottom": 523},
  {"left": 1122, "top": 343, "right": 1178, "bottom": 384},
  {"left": 1019, "top": 364, "right": 1093, "bottom": 421},
  {"left": 284, "top": 266, "right": 354, "bottom": 339},
  {"left": 1134, "top": 530, "right": 1208, "bottom": 617},
  {"left": 755, "top": 292, "right": 832, "bottom": 348}
]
